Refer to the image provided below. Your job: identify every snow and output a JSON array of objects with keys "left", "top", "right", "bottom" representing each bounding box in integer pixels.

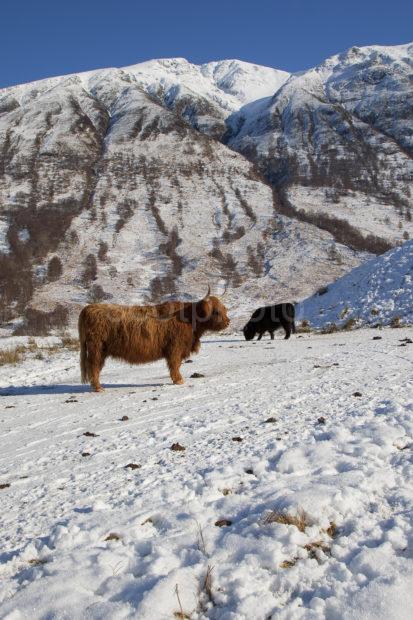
[
  {"left": 117, "top": 58, "right": 290, "bottom": 115},
  {"left": 300, "top": 239, "right": 413, "bottom": 329},
  {"left": 1, "top": 328, "right": 413, "bottom": 618}
]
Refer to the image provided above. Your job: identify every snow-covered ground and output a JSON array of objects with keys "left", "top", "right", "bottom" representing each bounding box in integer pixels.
[
  {"left": 300, "top": 239, "right": 413, "bottom": 330},
  {"left": 1, "top": 328, "right": 413, "bottom": 618}
]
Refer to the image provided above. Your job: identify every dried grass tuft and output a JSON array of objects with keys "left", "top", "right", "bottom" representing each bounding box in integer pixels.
[
  {"left": 304, "top": 540, "right": 331, "bottom": 558},
  {"left": 174, "top": 584, "right": 191, "bottom": 619},
  {"left": 61, "top": 336, "right": 79, "bottom": 350},
  {"left": 263, "top": 510, "right": 309, "bottom": 532},
  {"left": 325, "top": 522, "right": 338, "bottom": 538},
  {"left": 28, "top": 558, "right": 48, "bottom": 566},
  {"left": 0, "top": 347, "right": 25, "bottom": 366}
]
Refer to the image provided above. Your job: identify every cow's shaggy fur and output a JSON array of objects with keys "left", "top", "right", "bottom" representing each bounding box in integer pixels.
[{"left": 78, "top": 296, "right": 229, "bottom": 391}]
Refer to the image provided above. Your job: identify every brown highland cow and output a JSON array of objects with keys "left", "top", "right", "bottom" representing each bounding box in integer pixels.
[{"left": 78, "top": 289, "right": 230, "bottom": 391}]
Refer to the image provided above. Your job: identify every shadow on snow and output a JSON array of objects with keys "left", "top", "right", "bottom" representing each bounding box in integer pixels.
[{"left": 0, "top": 383, "right": 164, "bottom": 397}]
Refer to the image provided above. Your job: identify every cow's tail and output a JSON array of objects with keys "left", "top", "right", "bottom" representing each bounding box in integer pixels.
[{"left": 78, "top": 310, "right": 89, "bottom": 384}]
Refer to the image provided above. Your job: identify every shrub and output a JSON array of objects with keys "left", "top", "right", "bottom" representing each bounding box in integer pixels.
[
  {"left": 342, "top": 318, "right": 357, "bottom": 331},
  {"left": 81, "top": 254, "right": 97, "bottom": 286},
  {"left": 47, "top": 255, "right": 63, "bottom": 282},
  {"left": 14, "top": 304, "right": 69, "bottom": 336},
  {"left": 321, "top": 323, "right": 339, "bottom": 334},
  {"left": 296, "top": 319, "right": 311, "bottom": 333},
  {"left": 97, "top": 241, "right": 109, "bottom": 262},
  {"left": 88, "top": 284, "right": 112, "bottom": 303}
]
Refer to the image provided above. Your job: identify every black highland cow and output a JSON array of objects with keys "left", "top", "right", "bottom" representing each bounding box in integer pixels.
[{"left": 243, "top": 303, "right": 296, "bottom": 341}]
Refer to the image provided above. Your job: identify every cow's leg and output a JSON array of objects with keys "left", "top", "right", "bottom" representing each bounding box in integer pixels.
[
  {"left": 88, "top": 346, "right": 104, "bottom": 392},
  {"left": 292, "top": 321, "right": 296, "bottom": 334},
  {"left": 270, "top": 331, "right": 275, "bottom": 340},
  {"left": 167, "top": 350, "right": 184, "bottom": 385},
  {"left": 281, "top": 321, "right": 292, "bottom": 340},
  {"left": 257, "top": 332, "right": 263, "bottom": 341}
]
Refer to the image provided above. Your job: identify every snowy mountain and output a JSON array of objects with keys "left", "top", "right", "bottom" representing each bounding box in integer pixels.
[
  {"left": 125, "top": 58, "right": 290, "bottom": 139},
  {"left": 0, "top": 44, "right": 412, "bottom": 333},
  {"left": 229, "top": 43, "right": 413, "bottom": 248},
  {"left": 299, "top": 239, "right": 413, "bottom": 329}
]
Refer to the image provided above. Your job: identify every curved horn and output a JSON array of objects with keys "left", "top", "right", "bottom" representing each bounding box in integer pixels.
[
  {"left": 220, "top": 282, "right": 228, "bottom": 298},
  {"left": 203, "top": 285, "right": 211, "bottom": 299}
]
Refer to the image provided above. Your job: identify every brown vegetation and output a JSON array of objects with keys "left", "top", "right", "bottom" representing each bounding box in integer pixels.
[
  {"left": 263, "top": 510, "right": 309, "bottom": 532},
  {"left": 0, "top": 347, "right": 25, "bottom": 366},
  {"left": 14, "top": 304, "right": 69, "bottom": 336}
]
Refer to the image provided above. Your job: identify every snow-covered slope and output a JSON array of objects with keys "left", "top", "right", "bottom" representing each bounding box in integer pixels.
[
  {"left": 0, "top": 56, "right": 363, "bottom": 333},
  {"left": 229, "top": 43, "right": 413, "bottom": 247},
  {"left": 300, "top": 239, "right": 413, "bottom": 329},
  {"left": 1, "top": 329, "right": 413, "bottom": 618}
]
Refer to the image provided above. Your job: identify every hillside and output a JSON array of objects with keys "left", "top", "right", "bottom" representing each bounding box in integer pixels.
[
  {"left": 299, "top": 239, "right": 413, "bottom": 329},
  {"left": 0, "top": 44, "right": 412, "bottom": 333},
  {"left": 228, "top": 43, "right": 413, "bottom": 249}
]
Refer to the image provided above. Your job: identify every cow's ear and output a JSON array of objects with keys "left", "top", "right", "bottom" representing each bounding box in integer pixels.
[{"left": 196, "top": 299, "right": 210, "bottom": 321}]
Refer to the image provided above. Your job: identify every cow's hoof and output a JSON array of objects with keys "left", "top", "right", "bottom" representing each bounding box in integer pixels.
[
  {"left": 173, "top": 378, "right": 184, "bottom": 385},
  {"left": 93, "top": 386, "right": 104, "bottom": 392}
]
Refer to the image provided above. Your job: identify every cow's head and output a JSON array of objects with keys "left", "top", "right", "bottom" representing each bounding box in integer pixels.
[
  {"left": 195, "top": 295, "right": 230, "bottom": 331},
  {"left": 178, "top": 286, "right": 229, "bottom": 332},
  {"left": 243, "top": 321, "right": 256, "bottom": 341}
]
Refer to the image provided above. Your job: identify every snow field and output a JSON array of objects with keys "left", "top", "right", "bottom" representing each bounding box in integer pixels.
[{"left": 1, "top": 328, "right": 413, "bottom": 618}]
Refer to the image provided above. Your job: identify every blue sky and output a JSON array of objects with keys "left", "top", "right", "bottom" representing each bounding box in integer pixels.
[{"left": 1, "top": 0, "right": 412, "bottom": 88}]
